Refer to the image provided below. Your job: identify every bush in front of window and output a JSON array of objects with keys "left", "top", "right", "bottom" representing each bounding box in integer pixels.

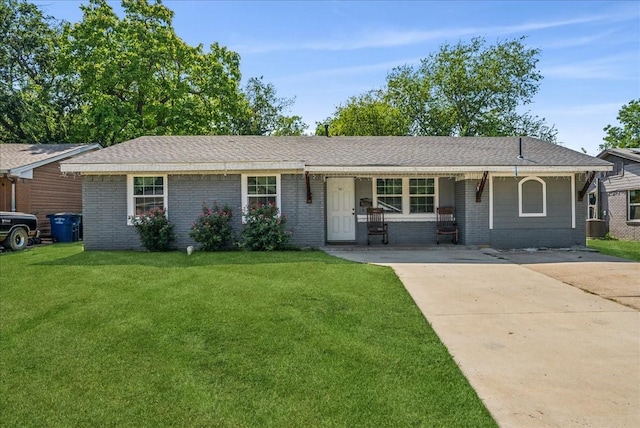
[
  {"left": 241, "top": 203, "right": 291, "bottom": 251},
  {"left": 189, "top": 201, "right": 235, "bottom": 251},
  {"left": 129, "top": 208, "right": 176, "bottom": 252}
]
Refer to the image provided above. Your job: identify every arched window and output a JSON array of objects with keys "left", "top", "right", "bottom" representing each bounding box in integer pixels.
[{"left": 519, "top": 176, "right": 546, "bottom": 217}]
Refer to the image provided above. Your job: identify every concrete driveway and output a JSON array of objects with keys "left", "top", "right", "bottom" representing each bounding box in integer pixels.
[{"left": 324, "top": 247, "right": 640, "bottom": 427}]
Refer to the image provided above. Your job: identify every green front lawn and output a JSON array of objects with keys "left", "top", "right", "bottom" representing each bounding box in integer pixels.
[
  {"left": 587, "top": 238, "right": 640, "bottom": 261},
  {"left": 0, "top": 244, "right": 495, "bottom": 427}
]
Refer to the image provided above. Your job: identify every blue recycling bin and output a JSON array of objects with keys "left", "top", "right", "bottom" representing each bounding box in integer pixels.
[{"left": 47, "top": 213, "right": 81, "bottom": 242}]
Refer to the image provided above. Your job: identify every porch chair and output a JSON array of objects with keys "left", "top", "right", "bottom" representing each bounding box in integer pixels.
[
  {"left": 366, "top": 207, "right": 388, "bottom": 245},
  {"left": 436, "top": 207, "right": 458, "bottom": 244}
]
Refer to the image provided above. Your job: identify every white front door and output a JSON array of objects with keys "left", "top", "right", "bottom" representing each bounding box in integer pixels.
[{"left": 326, "top": 178, "right": 356, "bottom": 241}]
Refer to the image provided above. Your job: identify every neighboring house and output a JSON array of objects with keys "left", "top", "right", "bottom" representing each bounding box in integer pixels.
[
  {"left": 587, "top": 148, "right": 640, "bottom": 240},
  {"left": 60, "top": 136, "right": 611, "bottom": 250},
  {"left": 0, "top": 143, "right": 101, "bottom": 237}
]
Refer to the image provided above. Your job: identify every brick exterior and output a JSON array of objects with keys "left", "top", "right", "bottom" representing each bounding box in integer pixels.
[
  {"left": 80, "top": 173, "right": 590, "bottom": 250},
  {"left": 596, "top": 153, "right": 640, "bottom": 241},
  {"left": 81, "top": 174, "right": 327, "bottom": 250},
  {"left": 606, "top": 191, "right": 640, "bottom": 240},
  {"left": 82, "top": 175, "right": 137, "bottom": 250},
  {"left": 455, "top": 179, "right": 490, "bottom": 246}
]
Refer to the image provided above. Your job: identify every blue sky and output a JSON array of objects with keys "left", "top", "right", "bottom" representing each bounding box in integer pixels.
[{"left": 40, "top": 0, "right": 639, "bottom": 155}]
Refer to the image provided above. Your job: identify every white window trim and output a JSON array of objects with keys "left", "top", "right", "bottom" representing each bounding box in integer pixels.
[
  {"left": 370, "top": 177, "right": 438, "bottom": 221},
  {"left": 518, "top": 176, "right": 547, "bottom": 217},
  {"left": 629, "top": 189, "right": 640, "bottom": 222},
  {"left": 126, "top": 174, "right": 168, "bottom": 225},
  {"left": 241, "top": 173, "right": 282, "bottom": 221}
]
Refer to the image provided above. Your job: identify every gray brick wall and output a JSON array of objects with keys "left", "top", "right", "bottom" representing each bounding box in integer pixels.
[
  {"left": 356, "top": 221, "right": 437, "bottom": 245},
  {"left": 281, "top": 174, "right": 325, "bottom": 247},
  {"left": 169, "top": 174, "right": 242, "bottom": 249},
  {"left": 81, "top": 172, "right": 592, "bottom": 250},
  {"left": 82, "top": 175, "right": 139, "bottom": 250},
  {"left": 490, "top": 228, "right": 585, "bottom": 249},
  {"left": 455, "top": 179, "right": 490, "bottom": 246},
  {"left": 606, "top": 190, "right": 640, "bottom": 240},
  {"left": 82, "top": 173, "right": 326, "bottom": 251}
]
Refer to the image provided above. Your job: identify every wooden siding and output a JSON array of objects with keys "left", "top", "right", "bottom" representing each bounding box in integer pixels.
[
  {"left": 493, "top": 176, "right": 573, "bottom": 229},
  {"left": 602, "top": 164, "right": 640, "bottom": 192}
]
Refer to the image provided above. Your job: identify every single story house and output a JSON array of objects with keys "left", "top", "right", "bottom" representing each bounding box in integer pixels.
[
  {"left": 60, "top": 136, "right": 612, "bottom": 250},
  {"left": 587, "top": 148, "right": 640, "bottom": 240},
  {"left": 0, "top": 143, "right": 101, "bottom": 237}
]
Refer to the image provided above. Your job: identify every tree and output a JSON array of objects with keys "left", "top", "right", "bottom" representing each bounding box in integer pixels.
[
  {"left": 0, "top": 0, "right": 80, "bottom": 143},
  {"left": 315, "top": 90, "right": 409, "bottom": 136},
  {"left": 237, "top": 76, "right": 306, "bottom": 136},
  {"left": 61, "top": 0, "right": 246, "bottom": 146},
  {"left": 601, "top": 100, "right": 640, "bottom": 150},
  {"left": 321, "top": 36, "right": 556, "bottom": 142}
]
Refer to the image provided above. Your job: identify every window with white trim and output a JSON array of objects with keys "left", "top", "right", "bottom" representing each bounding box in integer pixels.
[
  {"left": 127, "top": 175, "right": 168, "bottom": 223},
  {"left": 518, "top": 176, "right": 546, "bottom": 217},
  {"left": 409, "top": 178, "right": 435, "bottom": 213},
  {"left": 374, "top": 178, "right": 436, "bottom": 215},
  {"left": 376, "top": 178, "right": 403, "bottom": 212},
  {"left": 241, "top": 174, "right": 281, "bottom": 209},
  {"left": 629, "top": 190, "right": 640, "bottom": 221}
]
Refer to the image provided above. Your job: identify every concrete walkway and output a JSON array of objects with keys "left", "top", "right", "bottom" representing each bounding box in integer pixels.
[{"left": 324, "top": 248, "right": 640, "bottom": 427}]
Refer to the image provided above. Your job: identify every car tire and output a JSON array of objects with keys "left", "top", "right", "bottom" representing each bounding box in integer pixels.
[{"left": 5, "top": 228, "right": 28, "bottom": 251}]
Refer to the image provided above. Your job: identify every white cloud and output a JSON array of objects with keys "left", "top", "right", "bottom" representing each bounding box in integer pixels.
[
  {"left": 542, "top": 102, "right": 624, "bottom": 117},
  {"left": 232, "top": 8, "right": 638, "bottom": 54},
  {"left": 542, "top": 53, "right": 639, "bottom": 80},
  {"left": 275, "top": 57, "right": 422, "bottom": 83}
]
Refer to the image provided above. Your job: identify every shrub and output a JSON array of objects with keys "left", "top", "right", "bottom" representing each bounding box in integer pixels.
[
  {"left": 241, "top": 203, "right": 290, "bottom": 251},
  {"left": 129, "top": 208, "right": 176, "bottom": 252},
  {"left": 189, "top": 201, "right": 235, "bottom": 251}
]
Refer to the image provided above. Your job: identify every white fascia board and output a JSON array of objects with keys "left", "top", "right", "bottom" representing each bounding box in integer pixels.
[
  {"left": 61, "top": 160, "right": 306, "bottom": 174},
  {"left": 11, "top": 144, "right": 102, "bottom": 178},
  {"left": 305, "top": 165, "right": 613, "bottom": 174}
]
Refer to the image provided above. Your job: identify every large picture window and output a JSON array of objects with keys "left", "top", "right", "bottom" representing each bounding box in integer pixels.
[
  {"left": 629, "top": 190, "right": 640, "bottom": 221},
  {"left": 127, "top": 175, "right": 168, "bottom": 224},
  {"left": 374, "top": 178, "right": 436, "bottom": 216}
]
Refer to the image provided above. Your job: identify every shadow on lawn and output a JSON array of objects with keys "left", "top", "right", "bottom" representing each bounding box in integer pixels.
[{"left": 37, "top": 249, "right": 354, "bottom": 267}]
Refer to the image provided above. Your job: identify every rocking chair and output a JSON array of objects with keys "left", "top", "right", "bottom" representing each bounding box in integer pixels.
[
  {"left": 436, "top": 207, "right": 458, "bottom": 244},
  {"left": 366, "top": 208, "right": 388, "bottom": 245}
]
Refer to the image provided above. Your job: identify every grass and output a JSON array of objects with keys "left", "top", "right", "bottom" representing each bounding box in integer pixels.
[
  {"left": 0, "top": 244, "right": 495, "bottom": 427},
  {"left": 587, "top": 238, "right": 640, "bottom": 261}
]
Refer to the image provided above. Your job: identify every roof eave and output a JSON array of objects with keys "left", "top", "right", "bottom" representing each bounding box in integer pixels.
[
  {"left": 9, "top": 144, "right": 102, "bottom": 178},
  {"left": 305, "top": 165, "right": 613, "bottom": 174},
  {"left": 61, "top": 162, "right": 613, "bottom": 175},
  {"left": 60, "top": 160, "right": 306, "bottom": 174}
]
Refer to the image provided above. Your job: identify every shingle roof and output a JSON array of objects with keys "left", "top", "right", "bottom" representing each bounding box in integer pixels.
[
  {"left": 598, "top": 148, "right": 640, "bottom": 163},
  {"left": 61, "top": 136, "right": 612, "bottom": 172},
  {"left": 0, "top": 143, "right": 100, "bottom": 172}
]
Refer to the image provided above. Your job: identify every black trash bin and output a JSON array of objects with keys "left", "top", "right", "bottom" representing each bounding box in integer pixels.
[{"left": 47, "top": 213, "right": 81, "bottom": 242}]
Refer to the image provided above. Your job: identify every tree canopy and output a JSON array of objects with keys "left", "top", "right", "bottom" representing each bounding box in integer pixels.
[
  {"left": 0, "top": 0, "right": 304, "bottom": 145},
  {"left": 600, "top": 99, "right": 640, "bottom": 150},
  {"left": 237, "top": 76, "right": 306, "bottom": 136},
  {"left": 0, "top": 0, "right": 76, "bottom": 143},
  {"left": 315, "top": 91, "right": 408, "bottom": 136},
  {"left": 318, "top": 37, "right": 557, "bottom": 142}
]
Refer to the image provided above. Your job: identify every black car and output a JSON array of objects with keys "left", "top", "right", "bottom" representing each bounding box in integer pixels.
[{"left": 0, "top": 211, "right": 40, "bottom": 251}]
